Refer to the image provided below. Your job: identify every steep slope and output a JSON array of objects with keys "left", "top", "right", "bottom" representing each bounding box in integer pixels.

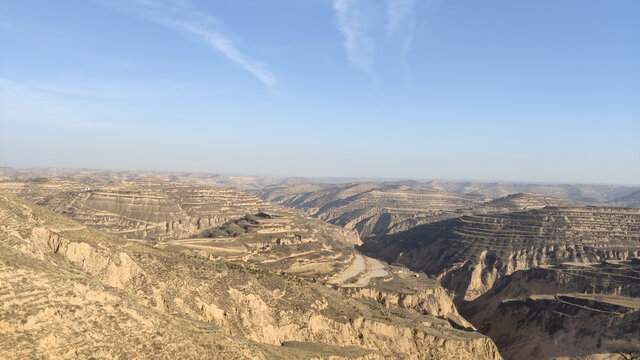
[
  {"left": 257, "top": 183, "right": 488, "bottom": 238},
  {"left": 360, "top": 207, "right": 640, "bottom": 359},
  {"left": 359, "top": 207, "right": 640, "bottom": 302},
  {"left": 0, "top": 192, "right": 502, "bottom": 359},
  {"left": 461, "top": 261, "right": 640, "bottom": 360}
]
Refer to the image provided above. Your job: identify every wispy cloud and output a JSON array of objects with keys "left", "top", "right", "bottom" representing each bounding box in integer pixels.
[
  {"left": 386, "top": 0, "right": 415, "bottom": 36},
  {"left": 332, "top": 0, "right": 420, "bottom": 75},
  {"left": 386, "top": 0, "right": 417, "bottom": 76},
  {"left": 332, "top": 0, "right": 376, "bottom": 73},
  {"left": 104, "top": 0, "right": 277, "bottom": 88}
]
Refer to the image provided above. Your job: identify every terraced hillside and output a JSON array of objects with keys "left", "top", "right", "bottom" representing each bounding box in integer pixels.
[
  {"left": 478, "top": 192, "right": 575, "bottom": 212},
  {"left": 257, "top": 183, "right": 489, "bottom": 238},
  {"left": 461, "top": 260, "right": 640, "bottom": 359},
  {"left": 420, "top": 181, "right": 640, "bottom": 205},
  {"left": 166, "top": 211, "right": 361, "bottom": 279},
  {"left": 0, "top": 178, "right": 273, "bottom": 240},
  {"left": 0, "top": 192, "right": 503, "bottom": 359},
  {"left": 359, "top": 207, "right": 640, "bottom": 359},
  {"left": 359, "top": 207, "right": 640, "bottom": 302},
  {"left": 0, "top": 177, "right": 475, "bottom": 328}
]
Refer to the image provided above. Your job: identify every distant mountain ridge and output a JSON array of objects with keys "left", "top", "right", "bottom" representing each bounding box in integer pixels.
[
  {"left": 613, "top": 190, "right": 640, "bottom": 207},
  {"left": 1, "top": 167, "right": 638, "bottom": 203}
]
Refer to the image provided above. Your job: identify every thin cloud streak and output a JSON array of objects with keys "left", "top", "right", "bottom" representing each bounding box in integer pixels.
[
  {"left": 174, "top": 21, "right": 276, "bottom": 87},
  {"left": 386, "top": 0, "right": 415, "bottom": 36},
  {"left": 332, "top": 0, "right": 375, "bottom": 73},
  {"left": 332, "top": 0, "right": 417, "bottom": 75},
  {"left": 108, "top": 0, "right": 277, "bottom": 88},
  {"left": 387, "top": 0, "right": 417, "bottom": 77}
]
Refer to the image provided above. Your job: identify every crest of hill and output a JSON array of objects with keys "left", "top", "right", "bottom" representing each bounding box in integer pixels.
[
  {"left": 0, "top": 191, "right": 503, "bottom": 359},
  {"left": 479, "top": 192, "right": 575, "bottom": 212}
]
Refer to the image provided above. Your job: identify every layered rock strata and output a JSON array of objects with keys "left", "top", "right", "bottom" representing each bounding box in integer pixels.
[
  {"left": 461, "top": 261, "right": 640, "bottom": 359},
  {"left": 0, "top": 192, "right": 502, "bottom": 359},
  {"left": 359, "top": 207, "right": 640, "bottom": 302}
]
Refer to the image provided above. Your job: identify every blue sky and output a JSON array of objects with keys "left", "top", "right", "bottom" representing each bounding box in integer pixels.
[{"left": 1, "top": 0, "right": 638, "bottom": 184}]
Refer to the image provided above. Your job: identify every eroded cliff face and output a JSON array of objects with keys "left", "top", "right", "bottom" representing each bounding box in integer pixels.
[
  {"left": 439, "top": 245, "right": 640, "bottom": 301},
  {"left": 458, "top": 260, "right": 640, "bottom": 360},
  {"left": 474, "top": 294, "right": 639, "bottom": 360},
  {"left": 359, "top": 207, "right": 640, "bottom": 302},
  {"left": 343, "top": 284, "right": 473, "bottom": 330},
  {"left": 0, "top": 192, "right": 503, "bottom": 360}
]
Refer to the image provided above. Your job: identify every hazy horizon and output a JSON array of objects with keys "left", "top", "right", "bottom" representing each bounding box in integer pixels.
[
  {"left": 1, "top": 1, "right": 639, "bottom": 184},
  {"left": 2, "top": 165, "right": 640, "bottom": 187}
]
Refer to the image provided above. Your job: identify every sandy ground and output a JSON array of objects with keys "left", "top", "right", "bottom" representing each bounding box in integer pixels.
[
  {"left": 329, "top": 254, "right": 389, "bottom": 287},
  {"left": 329, "top": 254, "right": 366, "bottom": 284},
  {"left": 345, "top": 258, "right": 388, "bottom": 288}
]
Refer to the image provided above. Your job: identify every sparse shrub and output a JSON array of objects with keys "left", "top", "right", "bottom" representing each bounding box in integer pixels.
[{"left": 606, "top": 339, "right": 640, "bottom": 360}]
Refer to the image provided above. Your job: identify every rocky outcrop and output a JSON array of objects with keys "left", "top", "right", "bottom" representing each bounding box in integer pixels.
[
  {"left": 457, "top": 259, "right": 640, "bottom": 360},
  {"left": 343, "top": 284, "right": 473, "bottom": 330},
  {"left": 473, "top": 293, "right": 639, "bottom": 360}
]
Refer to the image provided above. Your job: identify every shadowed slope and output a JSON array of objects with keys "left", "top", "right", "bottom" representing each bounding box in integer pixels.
[{"left": 359, "top": 207, "right": 640, "bottom": 301}]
